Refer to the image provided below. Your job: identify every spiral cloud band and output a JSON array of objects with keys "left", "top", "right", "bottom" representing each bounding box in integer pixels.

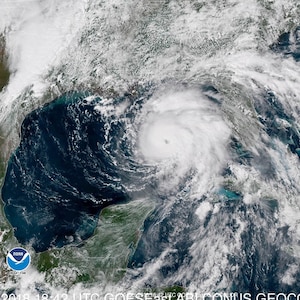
[{"left": 136, "top": 89, "right": 231, "bottom": 194}]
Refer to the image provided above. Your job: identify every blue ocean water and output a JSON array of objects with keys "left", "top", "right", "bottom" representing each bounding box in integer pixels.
[
  {"left": 254, "top": 89, "right": 300, "bottom": 158},
  {"left": 270, "top": 26, "right": 300, "bottom": 62},
  {"left": 2, "top": 92, "right": 131, "bottom": 251}
]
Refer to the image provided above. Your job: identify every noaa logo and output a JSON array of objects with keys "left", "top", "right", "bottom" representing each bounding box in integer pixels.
[{"left": 6, "top": 247, "right": 31, "bottom": 271}]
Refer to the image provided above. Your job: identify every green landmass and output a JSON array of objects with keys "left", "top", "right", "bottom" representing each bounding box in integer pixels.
[
  {"left": 0, "top": 35, "right": 10, "bottom": 92},
  {"left": 34, "top": 199, "right": 154, "bottom": 287}
]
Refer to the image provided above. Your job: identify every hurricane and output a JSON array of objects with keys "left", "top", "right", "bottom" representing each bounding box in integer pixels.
[{"left": 1, "top": 0, "right": 300, "bottom": 297}]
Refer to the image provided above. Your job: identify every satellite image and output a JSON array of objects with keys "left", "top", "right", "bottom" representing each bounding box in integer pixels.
[{"left": 1, "top": 0, "right": 300, "bottom": 298}]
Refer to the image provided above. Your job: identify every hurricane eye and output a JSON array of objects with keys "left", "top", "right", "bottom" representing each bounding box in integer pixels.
[{"left": 135, "top": 90, "right": 230, "bottom": 192}]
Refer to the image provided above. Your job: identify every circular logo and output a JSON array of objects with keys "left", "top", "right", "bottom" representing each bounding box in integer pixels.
[{"left": 6, "top": 247, "right": 31, "bottom": 271}]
